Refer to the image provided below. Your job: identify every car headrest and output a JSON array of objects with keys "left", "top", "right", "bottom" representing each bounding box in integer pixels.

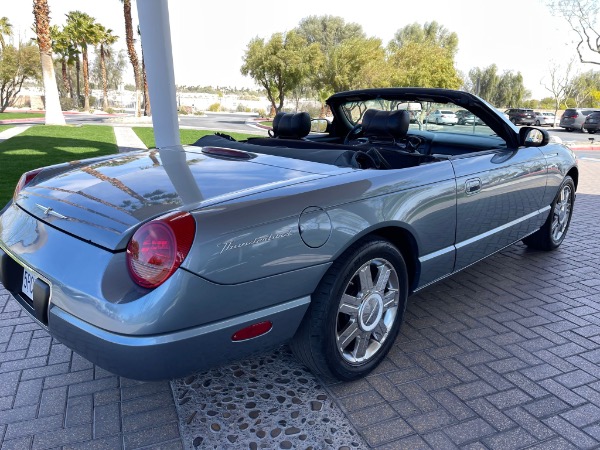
[
  {"left": 361, "top": 109, "right": 410, "bottom": 140},
  {"left": 272, "top": 112, "right": 311, "bottom": 139}
]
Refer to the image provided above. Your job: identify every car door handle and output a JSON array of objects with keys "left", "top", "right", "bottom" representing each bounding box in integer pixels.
[{"left": 465, "top": 178, "right": 481, "bottom": 195}]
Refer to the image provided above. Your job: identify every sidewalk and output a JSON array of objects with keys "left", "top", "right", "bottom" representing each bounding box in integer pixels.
[
  {"left": 113, "top": 127, "right": 147, "bottom": 153},
  {"left": 0, "top": 126, "right": 31, "bottom": 144}
]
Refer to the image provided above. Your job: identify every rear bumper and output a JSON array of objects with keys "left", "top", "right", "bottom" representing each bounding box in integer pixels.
[
  {"left": 46, "top": 297, "right": 309, "bottom": 380},
  {"left": 0, "top": 251, "right": 310, "bottom": 380}
]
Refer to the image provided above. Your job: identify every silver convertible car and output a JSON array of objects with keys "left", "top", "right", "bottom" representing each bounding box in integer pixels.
[{"left": 0, "top": 88, "right": 577, "bottom": 381}]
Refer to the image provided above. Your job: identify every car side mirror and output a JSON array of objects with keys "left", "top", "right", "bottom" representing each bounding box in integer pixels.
[
  {"left": 519, "top": 127, "right": 549, "bottom": 147},
  {"left": 310, "top": 118, "right": 329, "bottom": 133}
]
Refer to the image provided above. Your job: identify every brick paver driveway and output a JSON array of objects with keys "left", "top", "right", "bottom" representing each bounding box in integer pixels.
[{"left": 0, "top": 158, "right": 598, "bottom": 449}]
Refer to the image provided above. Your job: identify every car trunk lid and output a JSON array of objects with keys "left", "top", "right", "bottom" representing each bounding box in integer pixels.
[{"left": 14, "top": 147, "right": 344, "bottom": 250}]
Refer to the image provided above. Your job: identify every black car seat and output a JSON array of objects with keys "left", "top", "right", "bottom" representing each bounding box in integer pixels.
[
  {"left": 361, "top": 109, "right": 410, "bottom": 143},
  {"left": 271, "top": 112, "right": 311, "bottom": 139}
]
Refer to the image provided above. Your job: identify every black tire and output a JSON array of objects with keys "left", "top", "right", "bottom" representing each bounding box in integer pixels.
[
  {"left": 522, "top": 176, "right": 575, "bottom": 251},
  {"left": 535, "top": 120, "right": 541, "bottom": 126},
  {"left": 511, "top": 118, "right": 517, "bottom": 125},
  {"left": 589, "top": 130, "right": 596, "bottom": 134},
  {"left": 290, "top": 238, "right": 408, "bottom": 381}
]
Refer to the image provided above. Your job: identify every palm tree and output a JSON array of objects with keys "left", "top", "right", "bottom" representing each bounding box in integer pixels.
[
  {"left": 65, "top": 11, "right": 99, "bottom": 111},
  {"left": 50, "top": 25, "right": 78, "bottom": 98},
  {"left": 33, "top": 0, "right": 65, "bottom": 125},
  {"left": 0, "top": 16, "right": 12, "bottom": 51},
  {"left": 121, "top": 0, "right": 142, "bottom": 117},
  {"left": 96, "top": 25, "right": 118, "bottom": 111}
]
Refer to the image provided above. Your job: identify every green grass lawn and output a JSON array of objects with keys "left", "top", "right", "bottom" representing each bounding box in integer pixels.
[
  {"left": 0, "top": 125, "right": 14, "bottom": 134},
  {"left": 133, "top": 128, "right": 258, "bottom": 148},
  {"left": 0, "top": 112, "right": 45, "bottom": 121},
  {"left": 0, "top": 125, "right": 117, "bottom": 205},
  {"left": 259, "top": 120, "right": 273, "bottom": 128}
]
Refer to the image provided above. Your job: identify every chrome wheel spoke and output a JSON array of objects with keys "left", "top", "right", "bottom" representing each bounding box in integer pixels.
[
  {"left": 358, "top": 266, "right": 374, "bottom": 292},
  {"left": 337, "top": 321, "right": 360, "bottom": 351},
  {"left": 374, "top": 266, "right": 391, "bottom": 293},
  {"left": 338, "top": 294, "right": 361, "bottom": 315},
  {"left": 372, "top": 322, "right": 387, "bottom": 342},
  {"left": 353, "top": 332, "right": 370, "bottom": 359},
  {"left": 383, "top": 290, "right": 398, "bottom": 309}
]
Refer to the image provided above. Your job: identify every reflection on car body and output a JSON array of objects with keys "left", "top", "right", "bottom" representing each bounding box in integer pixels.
[{"left": 0, "top": 88, "right": 578, "bottom": 382}]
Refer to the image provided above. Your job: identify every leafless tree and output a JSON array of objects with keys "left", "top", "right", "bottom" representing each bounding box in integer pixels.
[
  {"left": 548, "top": 0, "right": 600, "bottom": 65},
  {"left": 542, "top": 58, "right": 579, "bottom": 125}
]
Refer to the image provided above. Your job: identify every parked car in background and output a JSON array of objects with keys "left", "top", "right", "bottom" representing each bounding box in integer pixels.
[
  {"left": 425, "top": 109, "right": 458, "bottom": 125},
  {"left": 560, "top": 108, "right": 595, "bottom": 132},
  {"left": 583, "top": 111, "right": 600, "bottom": 134},
  {"left": 534, "top": 112, "right": 555, "bottom": 127},
  {"left": 505, "top": 108, "right": 536, "bottom": 126},
  {"left": 0, "top": 87, "right": 578, "bottom": 382},
  {"left": 456, "top": 110, "right": 484, "bottom": 125}
]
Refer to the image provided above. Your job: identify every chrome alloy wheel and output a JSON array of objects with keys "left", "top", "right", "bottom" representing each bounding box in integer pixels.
[
  {"left": 551, "top": 184, "right": 573, "bottom": 243},
  {"left": 335, "top": 258, "right": 399, "bottom": 364}
]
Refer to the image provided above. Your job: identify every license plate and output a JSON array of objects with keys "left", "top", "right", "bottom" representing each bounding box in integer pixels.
[{"left": 22, "top": 268, "right": 35, "bottom": 301}]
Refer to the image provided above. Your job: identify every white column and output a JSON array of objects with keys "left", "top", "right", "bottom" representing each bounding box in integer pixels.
[{"left": 136, "top": 0, "right": 180, "bottom": 148}]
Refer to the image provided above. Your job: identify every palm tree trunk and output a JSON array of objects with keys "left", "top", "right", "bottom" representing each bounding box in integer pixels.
[
  {"left": 67, "top": 65, "right": 74, "bottom": 99},
  {"left": 123, "top": 0, "right": 142, "bottom": 117},
  {"left": 82, "top": 47, "right": 90, "bottom": 111},
  {"left": 61, "top": 59, "right": 69, "bottom": 95},
  {"left": 141, "top": 46, "right": 151, "bottom": 116},
  {"left": 33, "top": 0, "right": 65, "bottom": 125},
  {"left": 75, "top": 56, "right": 81, "bottom": 106},
  {"left": 100, "top": 44, "right": 109, "bottom": 110}
]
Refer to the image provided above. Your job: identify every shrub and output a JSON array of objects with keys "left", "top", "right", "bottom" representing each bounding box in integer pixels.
[
  {"left": 59, "top": 97, "right": 76, "bottom": 111},
  {"left": 178, "top": 105, "right": 192, "bottom": 115},
  {"left": 254, "top": 108, "right": 266, "bottom": 118},
  {"left": 236, "top": 103, "right": 251, "bottom": 113},
  {"left": 208, "top": 102, "right": 221, "bottom": 112}
]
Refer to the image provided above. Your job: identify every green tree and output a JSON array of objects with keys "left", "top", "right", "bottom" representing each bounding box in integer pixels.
[
  {"left": 495, "top": 71, "right": 529, "bottom": 107},
  {"left": 0, "top": 17, "right": 12, "bottom": 51},
  {"left": 65, "top": 11, "right": 100, "bottom": 111},
  {"left": 241, "top": 30, "right": 320, "bottom": 114},
  {"left": 0, "top": 43, "right": 40, "bottom": 112},
  {"left": 466, "top": 65, "right": 500, "bottom": 102},
  {"left": 388, "top": 41, "right": 461, "bottom": 89},
  {"left": 388, "top": 21, "right": 458, "bottom": 57},
  {"left": 327, "top": 37, "right": 387, "bottom": 91},
  {"left": 296, "top": 15, "right": 365, "bottom": 109},
  {"left": 33, "top": 0, "right": 65, "bottom": 125},
  {"left": 568, "top": 69, "right": 600, "bottom": 106},
  {"left": 95, "top": 24, "right": 118, "bottom": 111}
]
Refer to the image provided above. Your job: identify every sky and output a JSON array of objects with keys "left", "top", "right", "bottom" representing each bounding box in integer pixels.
[{"left": 2, "top": 0, "right": 592, "bottom": 99}]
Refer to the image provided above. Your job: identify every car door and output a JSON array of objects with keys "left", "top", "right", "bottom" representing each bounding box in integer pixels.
[{"left": 451, "top": 146, "right": 548, "bottom": 271}]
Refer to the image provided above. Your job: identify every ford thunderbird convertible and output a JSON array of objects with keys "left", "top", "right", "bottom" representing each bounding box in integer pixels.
[{"left": 0, "top": 88, "right": 577, "bottom": 381}]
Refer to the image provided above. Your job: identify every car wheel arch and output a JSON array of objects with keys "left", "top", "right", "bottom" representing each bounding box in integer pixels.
[
  {"left": 330, "top": 224, "right": 420, "bottom": 293},
  {"left": 567, "top": 167, "right": 579, "bottom": 190}
]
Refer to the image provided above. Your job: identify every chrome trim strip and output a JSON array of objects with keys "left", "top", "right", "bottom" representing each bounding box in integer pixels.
[
  {"left": 419, "top": 245, "right": 455, "bottom": 264},
  {"left": 455, "top": 206, "right": 550, "bottom": 250}
]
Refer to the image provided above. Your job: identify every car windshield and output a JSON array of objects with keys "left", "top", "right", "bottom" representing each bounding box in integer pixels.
[{"left": 339, "top": 98, "right": 498, "bottom": 137}]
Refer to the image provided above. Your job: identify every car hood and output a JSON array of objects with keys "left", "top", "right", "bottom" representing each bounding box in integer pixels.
[{"left": 12, "top": 145, "right": 346, "bottom": 250}]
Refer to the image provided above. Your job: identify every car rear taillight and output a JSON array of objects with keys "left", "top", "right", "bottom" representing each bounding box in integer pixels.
[
  {"left": 13, "top": 168, "right": 43, "bottom": 200},
  {"left": 126, "top": 212, "right": 196, "bottom": 289}
]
